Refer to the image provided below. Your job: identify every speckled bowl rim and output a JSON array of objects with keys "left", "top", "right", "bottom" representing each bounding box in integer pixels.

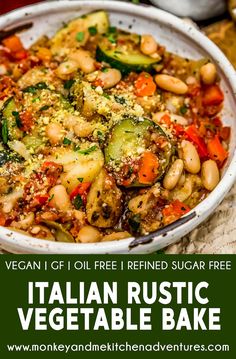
[{"left": 0, "top": 0, "right": 236, "bottom": 254}]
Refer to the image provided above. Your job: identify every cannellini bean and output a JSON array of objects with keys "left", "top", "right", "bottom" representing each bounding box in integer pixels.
[
  {"left": 163, "top": 159, "right": 184, "bottom": 190},
  {"left": 75, "top": 225, "right": 101, "bottom": 243},
  {"left": 180, "top": 140, "right": 201, "bottom": 174},
  {"left": 95, "top": 68, "right": 122, "bottom": 89},
  {"left": 11, "top": 213, "right": 35, "bottom": 230},
  {"left": 45, "top": 123, "right": 64, "bottom": 145},
  {"left": 152, "top": 112, "right": 188, "bottom": 126},
  {"left": 56, "top": 60, "right": 78, "bottom": 79},
  {"left": 0, "top": 189, "right": 23, "bottom": 213},
  {"left": 49, "top": 185, "right": 71, "bottom": 211},
  {"left": 101, "top": 231, "right": 131, "bottom": 242},
  {"left": 200, "top": 63, "right": 217, "bottom": 85},
  {"left": 201, "top": 160, "right": 219, "bottom": 191},
  {"left": 170, "top": 175, "right": 193, "bottom": 202},
  {"left": 30, "top": 225, "right": 55, "bottom": 240},
  {"left": 140, "top": 34, "right": 158, "bottom": 55},
  {"left": 155, "top": 74, "right": 188, "bottom": 95},
  {"left": 70, "top": 50, "right": 95, "bottom": 74},
  {"left": 74, "top": 121, "right": 94, "bottom": 137}
]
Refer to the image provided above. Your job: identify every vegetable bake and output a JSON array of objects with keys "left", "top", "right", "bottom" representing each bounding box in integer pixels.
[{"left": 0, "top": 11, "right": 230, "bottom": 243}]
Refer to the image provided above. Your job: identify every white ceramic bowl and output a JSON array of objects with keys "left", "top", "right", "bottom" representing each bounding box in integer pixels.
[{"left": 0, "top": 1, "right": 236, "bottom": 254}]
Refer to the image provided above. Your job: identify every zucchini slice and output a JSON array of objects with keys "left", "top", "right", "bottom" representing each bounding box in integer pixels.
[
  {"left": 96, "top": 31, "right": 161, "bottom": 75},
  {"left": 105, "top": 117, "right": 172, "bottom": 187},
  {"left": 1, "top": 97, "right": 22, "bottom": 143},
  {"left": 51, "top": 10, "right": 110, "bottom": 56}
]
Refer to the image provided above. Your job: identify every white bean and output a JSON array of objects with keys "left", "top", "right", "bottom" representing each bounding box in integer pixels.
[
  {"left": 200, "top": 63, "right": 217, "bottom": 85},
  {"left": 140, "top": 34, "right": 158, "bottom": 55},
  {"left": 201, "top": 160, "right": 219, "bottom": 191},
  {"left": 70, "top": 50, "right": 95, "bottom": 74},
  {"left": 56, "top": 60, "right": 78, "bottom": 79},
  {"left": 163, "top": 159, "right": 184, "bottom": 190},
  {"left": 96, "top": 68, "right": 122, "bottom": 89},
  {"left": 49, "top": 185, "right": 71, "bottom": 211},
  {"left": 155, "top": 74, "right": 188, "bottom": 95},
  {"left": 74, "top": 121, "right": 94, "bottom": 137},
  {"left": 180, "top": 140, "right": 201, "bottom": 174},
  {"left": 75, "top": 225, "right": 101, "bottom": 243},
  {"left": 45, "top": 123, "right": 64, "bottom": 145}
]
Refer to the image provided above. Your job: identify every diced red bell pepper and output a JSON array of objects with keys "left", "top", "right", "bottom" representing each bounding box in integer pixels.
[
  {"left": 34, "top": 194, "right": 49, "bottom": 205},
  {"left": 202, "top": 85, "right": 224, "bottom": 106},
  {"left": 162, "top": 200, "right": 190, "bottom": 225},
  {"left": 185, "top": 125, "right": 208, "bottom": 159},
  {"left": 207, "top": 135, "right": 228, "bottom": 165},
  {"left": 219, "top": 127, "right": 231, "bottom": 141},
  {"left": 70, "top": 182, "right": 91, "bottom": 202}
]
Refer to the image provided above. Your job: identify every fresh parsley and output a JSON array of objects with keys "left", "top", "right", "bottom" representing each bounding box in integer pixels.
[
  {"left": 23, "top": 82, "right": 47, "bottom": 94},
  {"left": 76, "top": 31, "right": 85, "bottom": 42},
  {"left": 63, "top": 137, "right": 72, "bottom": 145},
  {"left": 88, "top": 26, "right": 97, "bottom": 36},
  {"left": 73, "top": 194, "right": 83, "bottom": 210},
  {"left": 77, "top": 145, "right": 97, "bottom": 155},
  {"left": 39, "top": 105, "right": 50, "bottom": 111},
  {"left": 64, "top": 79, "right": 75, "bottom": 90}
]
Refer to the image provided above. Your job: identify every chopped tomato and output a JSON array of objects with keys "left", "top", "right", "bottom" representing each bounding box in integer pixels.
[
  {"left": 207, "top": 135, "right": 228, "bottom": 166},
  {"left": 19, "top": 110, "right": 34, "bottom": 132},
  {"left": 34, "top": 194, "right": 50, "bottom": 205},
  {"left": 135, "top": 72, "right": 156, "bottom": 97},
  {"left": 2, "top": 35, "right": 27, "bottom": 60},
  {"left": 138, "top": 151, "right": 159, "bottom": 185},
  {"left": 185, "top": 125, "right": 208, "bottom": 158},
  {"left": 160, "top": 114, "right": 172, "bottom": 126},
  {"left": 160, "top": 114, "right": 184, "bottom": 136},
  {"left": 202, "top": 85, "right": 224, "bottom": 106},
  {"left": 70, "top": 182, "right": 91, "bottom": 203},
  {"left": 219, "top": 126, "right": 231, "bottom": 141},
  {"left": 2, "top": 35, "right": 24, "bottom": 53},
  {"left": 162, "top": 200, "right": 190, "bottom": 225}
]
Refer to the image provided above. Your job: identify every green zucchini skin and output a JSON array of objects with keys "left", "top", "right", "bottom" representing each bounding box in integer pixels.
[
  {"left": 105, "top": 117, "right": 172, "bottom": 187},
  {"left": 96, "top": 46, "right": 160, "bottom": 76}
]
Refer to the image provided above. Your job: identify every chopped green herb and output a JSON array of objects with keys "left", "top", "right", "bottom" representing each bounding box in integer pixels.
[
  {"left": 77, "top": 177, "right": 83, "bottom": 183},
  {"left": 132, "top": 0, "right": 140, "bottom": 4},
  {"left": 114, "top": 95, "right": 126, "bottom": 105},
  {"left": 76, "top": 31, "right": 85, "bottom": 42},
  {"left": 23, "top": 82, "right": 47, "bottom": 94},
  {"left": 77, "top": 145, "right": 97, "bottom": 155},
  {"left": 63, "top": 137, "right": 72, "bottom": 145},
  {"left": 97, "top": 130, "right": 104, "bottom": 143},
  {"left": 179, "top": 105, "right": 188, "bottom": 115},
  {"left": 32, "top": 97, "right": 40, "bottom": 103},
  {"left": 64, "top": 79, "right": 75, "bottom": 90},
  {"left": 107, "top": 34, "right": 116, "bottom": 44},
  {"left": 73, "top": 194, "right": 83, "bottom": 209},
  {"left": 108, "top": 26, "right": 117, "bottom": 33},
  {"left": 103, "top": 93, "right": 110, "bottom": 99},
  {"left": 91, "top": 85, "right": 96, "bottom": 90},
  {"left": 73, "top": 144, "right": 81, "bottom": 151},
  {"left": 39, "top": 105, "right": 50, "bottom": 111},
  {"left": 101, "top": 67, "right": 109, "bottom": 73},
  {"left": 88, "top": 26, "right": 97, "bottom": 36},
  {"left": 1, "top": 118, "right": 8, "bottom": 144},
  {"left": 12, "top": 111, "right": 22, "bottom": 128},
  {"left": 48, "top": 194, "right": 54, "bottom": 202}
]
